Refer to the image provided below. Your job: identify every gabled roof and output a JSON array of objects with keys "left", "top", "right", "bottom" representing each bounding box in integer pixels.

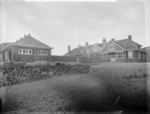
[
  {"left": 64, "top": 43, "right": 105, "bottom": 56},
  {"left": 114, "top": 39, "right": 141, "bottom": 50},
  {"left": 141, "top": 46, "right": 150, "bottom": 52},
  {"left": 13, "top": 34, "right": 52, "bottom": 49},
  {"left": 0, "top": 34, "right": 52, "bottom": 52},
  {"left": 65, "top": 37, "right": 143, "bottom": 55},
  {"left": 65, "top": 46, "right": 85, "bottom": 56},
  {"left": 0, "top": 42, "right": 14, "bottom": 51}
]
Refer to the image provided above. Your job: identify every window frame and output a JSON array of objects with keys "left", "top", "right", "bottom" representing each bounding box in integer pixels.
[
  {"left": 38, "top": 50, "right": 48, "bottom": 56},
  {"left": 19, "top": 49, "right": 32, "bottom": 55},
  {"left": 116, "top": 52, "right": 123, "bottom": 59}
]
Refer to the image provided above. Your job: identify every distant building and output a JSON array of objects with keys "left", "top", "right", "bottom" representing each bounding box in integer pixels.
[
  {"left": 0, "top": 34, "right": 53, "bottom": 62},
  {"left": 65, "top": 35, "right": 147, "bottom": 63},
  {"left": 141, "top": 46, "right": 150, "bottom": 62}
]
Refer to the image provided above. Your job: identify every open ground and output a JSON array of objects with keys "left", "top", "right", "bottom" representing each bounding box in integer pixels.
[{"left": 0, "top": 63, "right": 150, "bottom": 114}]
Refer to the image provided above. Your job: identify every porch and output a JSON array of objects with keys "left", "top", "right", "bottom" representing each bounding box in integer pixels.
[{"left": 101, "top": 51, "right": 126, "bottom": 62}]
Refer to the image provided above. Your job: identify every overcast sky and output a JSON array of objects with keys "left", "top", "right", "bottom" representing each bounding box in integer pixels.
[{"left": 0, "top": 0, "right": 150, "bottom": 55}]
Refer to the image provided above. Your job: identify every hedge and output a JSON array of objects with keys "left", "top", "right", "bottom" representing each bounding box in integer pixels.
[{"left": 0, "top": 62, "right": 90, "bottom": 87}]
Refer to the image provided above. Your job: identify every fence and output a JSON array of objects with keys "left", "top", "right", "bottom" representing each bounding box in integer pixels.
[{"left": 51, "top": 55, "right": 87, "bottom": 63}]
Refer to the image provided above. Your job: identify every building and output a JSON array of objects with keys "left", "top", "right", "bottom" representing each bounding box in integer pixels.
[
  {"left": 65, "top": 35, "right": 147, "bottom": 63},
  {"left": 0, "top": 34, "right": 53, "bottom": 62},
  {"left": 141, "top": 46, "right": 150, "bottom": 62}
]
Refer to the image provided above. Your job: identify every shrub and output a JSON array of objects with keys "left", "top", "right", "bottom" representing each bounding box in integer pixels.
[{"left": 0, "top": 62, "right": 90, "bottom": 87}]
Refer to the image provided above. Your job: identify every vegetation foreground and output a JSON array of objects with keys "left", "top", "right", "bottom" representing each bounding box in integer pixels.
[{"left": 0, "top": 63, "right": 149, "bottom": 114}]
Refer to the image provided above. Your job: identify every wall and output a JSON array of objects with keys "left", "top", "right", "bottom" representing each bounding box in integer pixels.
[
  {"left": 145, "top": 47, "right": 150, "bottom": 62},
  {"left": 51, "top": 55, "right": 87, "bottom": 63},
  {"left": 12, "top": 45, "right": 51, "bottom": 62}
]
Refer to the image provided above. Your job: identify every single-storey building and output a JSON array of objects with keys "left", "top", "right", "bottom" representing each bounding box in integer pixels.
[
  {"left": 0, "top": 34, "right": 53, "bottom": 62},
  {"left": 141, "top": 46, "right": 150, "bottom": 62},
  {"left": 65, "top": 35, "right": 147, "bottom": 63}
]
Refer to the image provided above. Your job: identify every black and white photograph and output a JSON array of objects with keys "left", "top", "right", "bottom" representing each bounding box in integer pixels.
[{"left": 0, "top": 0, "right": 150, "bottom": 113}]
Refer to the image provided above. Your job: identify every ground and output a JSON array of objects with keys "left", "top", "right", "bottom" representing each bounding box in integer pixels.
[{"left": 0, "top": 63, "right": 150, "bottom": 114}]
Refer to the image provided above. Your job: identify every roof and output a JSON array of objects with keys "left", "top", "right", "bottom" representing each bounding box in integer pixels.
[
  {"left": 64, "top": 43, "right": 106, "bottom": 56},
  {"left": 114, "top": 39, "right": 141, "bottom": 50},
  {"left": 0, "top": 42, "right": 13, "bottom": 51},
  {"left": 0, "top": 34, "right": 52, "bottom": 52},
  {"left": 65, "top": 37, "right": 142, "bottom": 55},
  {"left": 141, "top": 46, "right": 150, "bottom": 52},
  {"left": 65, "top": 46, "right": 85, "bottom": 56},
  {"left": 14, "top": 34, "right": 51, "bottom": 49}
]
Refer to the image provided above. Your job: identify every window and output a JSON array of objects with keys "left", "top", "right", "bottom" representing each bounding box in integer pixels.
[
  {"left": 19, "top": 49, "right": 32, "bottom": 55},
  {"left": 128, "top": 51, "right": 133, "bottom": 58},
  {"left": 116, "top": 52, "right": 123, "bottom": 59},
  {"left": 38, "top": 50, "right": 48, "bottom": 56}
]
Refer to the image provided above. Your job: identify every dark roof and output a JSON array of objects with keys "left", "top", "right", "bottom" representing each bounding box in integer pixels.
[
  {"left": 64, "top": 43, "right": 105, "bottom": 56},
  {"left": 65, "top": 46, "right": 85, "bottom": 56},
  {"left": 114, "top": 39, "right": 141, "bottom": 50},
  {"left": 141, "top": 46, "right": 150, "bottom": 52},
  {"left": 13, "top": 34, "right": 51, "bottom": 49},
  {"left": 0, "top": 42, "right": 13, "bottom": 51},
  {"left": 65, "top": 38, "right": 142, "bottom": 55},
  {"left": 0, "top": 34, "right": 52, "bottom": 52}
]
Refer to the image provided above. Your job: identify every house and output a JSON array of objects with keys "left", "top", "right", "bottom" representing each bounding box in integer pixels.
[
  {"left": 0, "top": 34, "right": 53, "bottom": 62},
  {"left": 141, "top": 46, "right": 150, "bottom": 62},
  {"left": 65, "top": 35, "right": 147, "bottom": 63}
]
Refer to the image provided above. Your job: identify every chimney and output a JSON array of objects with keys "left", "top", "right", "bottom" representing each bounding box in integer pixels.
[
  {"left": 24, "top": 34, "right": 27, "bottom": 37},
  {"left": 78, "top": 44, "right": 81, "bottom": 48},
  {"left": 68, "top": 45, "right": 71, "bottom": 54},
  {"left": 28, "top": 33, "right": 31, "bottom": 36},
  {"left": 85, "top": 42, "right": 89, "bottom": 46},
  {"left": 128, "top": 35, "right": 132, "bottom": 40},
  {"left": 102, "top": 38, "right": 106, "bottom": 46}
]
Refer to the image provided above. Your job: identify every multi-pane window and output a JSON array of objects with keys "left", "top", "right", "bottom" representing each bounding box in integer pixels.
[
  {"left": 38, "top": 50, "right": 48, "bottom": 56},
  {"left": 19, "top": 49, "right": 32, "bottom": 55},
  {"left": 116, "top": 52, "right": 123, "bottom": 59}
]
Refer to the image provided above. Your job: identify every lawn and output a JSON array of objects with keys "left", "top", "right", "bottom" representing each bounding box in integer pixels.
[{"left": 0, "top": 63, "right": 149, "bottom": 114}]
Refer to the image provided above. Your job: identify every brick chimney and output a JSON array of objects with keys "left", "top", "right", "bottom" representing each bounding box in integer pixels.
[
  {"left": 68, "top": 45, "right": 71, "bottom": 54},
  {"left": 102, "top": 38, "right": 106, "bottom": 46},
  {"left": 85, "top": 41, "right": 89, "bottom": 46},
  {"left": 24, "top": 34, "right": 27, "bottom": 37},
  {"left": 128, "top": 35, "right": 132, "bottom": 40},
  {"left": 112, "top": 38, "right": 115, "bottom": 41},
  {"left": 78, "top": 44, "right": 81, "bottom": 48}
]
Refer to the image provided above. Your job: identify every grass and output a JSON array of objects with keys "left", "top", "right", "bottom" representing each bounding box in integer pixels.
[{"left": 0, "top": 63, "right": 149, "bottom": 113}]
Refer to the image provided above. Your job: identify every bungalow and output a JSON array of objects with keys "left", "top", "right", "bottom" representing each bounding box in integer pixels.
[
  {"left": 141, "top": 46, "right": 150, "bottom": 62},
  {"left": 0, "top": 34, "right": 53, "bottom": 62},
  {"left": 65, "top": 35, "right": 147, "bottom": 63}
]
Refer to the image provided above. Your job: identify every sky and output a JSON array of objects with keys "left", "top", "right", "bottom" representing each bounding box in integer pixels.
[{"left": 0, "top": 0, "right": 150, "bottom": 55}]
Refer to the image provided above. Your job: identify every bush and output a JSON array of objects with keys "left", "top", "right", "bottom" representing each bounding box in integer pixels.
[{"left": 0, "top": 62, "right": 90, "bottom": 87}]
